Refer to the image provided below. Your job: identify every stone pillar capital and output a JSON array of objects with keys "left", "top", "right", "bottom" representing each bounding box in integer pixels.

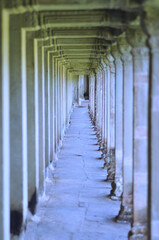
[
  {"left": 103, "top": 58, "right": 109, "bottom": 67},
  {"left": 106, "top": 48, "right": 115, "bottom": 72},
  {"left": 101, "top": 60, "right": 107, "bottom": 71},
  {"left": 126, "top": 27, "right": 148, "bottom": 49},
  {"left": 142, "top": 7, "right": 159, "bottom": 36},
  {"left": 97, "top": 64, "right": 103, "bottom": 72},
  {"left": 117, "top": 33, "right": 132, "bottom": 62},
  {"left": 107, "top": 54, "right": 114, "bottom": 65},
  {"left": 111, "top": 42, "right": 122, "bottom": 63}
]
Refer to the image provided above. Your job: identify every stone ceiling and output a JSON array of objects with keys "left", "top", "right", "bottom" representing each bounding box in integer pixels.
[{"left": 4, "top": 0, "right": 154, "bottom": 75}]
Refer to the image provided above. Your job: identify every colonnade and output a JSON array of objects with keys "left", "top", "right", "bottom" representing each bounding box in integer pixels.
[
  {"left": 1, "top": 1, "right": 159, "bottom": 240},
  {"left": 89, "top": 16, "right": 159, "bottom": 239},
  {"left": 0, "top": 8, "right": 86, "bottom": 239}
]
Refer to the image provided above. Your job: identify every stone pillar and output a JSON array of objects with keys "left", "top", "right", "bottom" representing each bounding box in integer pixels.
[
  {"left": 56, "top": 58, "right": 60, "bottom": 149},
  {"left": 94, "top": 72, "right": 97, "bottom": 126},
  {"left": 96, "top": 68, "right": 103, "bottom": 147},
  {"left": 59, "top": 62, "right": 63, "bottom": 145},
  {"left": 25, "top": 29, "right": 40, "bottom": 215},
  {"left": 127, "top": 27, "right": 149, "bottom": 240},
  {"left": 88, "top": 75, "right": 92, "bottom": 114},
  {"left": 77, "top": 76, "right": 80, "bottom": 105},
  {"left": 63, "top": 66, "right": 67, "bottom": 130},
  {"left": 48, "top": 47, "right": 58, "bottom": 164},
  {"left": 100, "top": 69, "right": 103, "bottom": 134},
  {"left": 9, "top": 14, "right": 28, "bottom": 236},
  {"left": 106, "top": 60, "right": 111, "bottom": 156},
  {"left": 94, "top": 72, "right": 98, "bottom": 127},
  {"left": 116, "top": 33, "right": 133, "bottom": 223},
  {"left": 99, "top": 69, "right": 103, "bottom": 147},
  {"left": 43, "top": 42, "right": 51, "bottom": 168},
  {"left": 93, "top": 74, "right": 96, "bottom": 122},
  {"left": 102, "top": 62, "right": 108, "bottom": 157},
  {"left": 61, "top": 63, "right": 66, "bottom": 138},
  {"left": 110, "top": 43, "right": 123, "bottom": 200},
  {"left": 53, "top": 56, "right": 58, "bottom": 154},
  {"left": 1, "top": 8, "right": 10, "bottom": 240},
  {"left": 51, "top": 52, "right": 59, "bottom": 160},
  {"left": 36, "top": 38, "right": 45, "bottom": 195},
  {"left": 89, "top": 73, "right": 96, "bottom": 121},
  {"left": 142, "top": 9, "right": 159, "bottom": 239},
  {"left": 95, "top": 71, "right": 99, "bottom": 130},
  {"left": 105, "top": 50, "right": 116, "bottom": 181},
  {"left": 101, "top": 68, "right": 106, "bottom": 150},
  {"left": 48, "top": 50, "right": 54, "bottom": 163}
]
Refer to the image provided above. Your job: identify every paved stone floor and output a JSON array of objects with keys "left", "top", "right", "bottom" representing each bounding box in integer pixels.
[{"left": 24, "top": 101, "right": 130, "bottom": 240}]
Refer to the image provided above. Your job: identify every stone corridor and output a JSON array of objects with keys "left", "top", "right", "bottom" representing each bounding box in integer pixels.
[
  {"left": 24, "top": 101, "right": 130, "bottom": 240},
  {"left": 1, "top": 1, "right": 159, "bottom": 240}
]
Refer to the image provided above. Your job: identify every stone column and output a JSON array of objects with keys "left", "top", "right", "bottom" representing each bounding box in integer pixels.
[
  {"left": 116, "top": 33, "right": 133, "bottom": 223},
  {"left": 53, "top": 56, "right": 57, "bottom": 153},
  {"left": 93, "top": 73, "right": 97, "bottom": 126},
  {"left": 1, "top": 8, "right": 10, "bottom": 240},
  {"left": 9, "top": 14, "right": 28, "bottom": 236},
  {"left": 52, "top": 52, "right": 59, "bottom": 160},
  {"left": 48, "top": 50, "right": 54, "bottom": 164},
  {"left": 142, "top": 9, "right": 159, "bottom": 239},
  {"left": 96, "top": 68, "right": 103, "bottom": 148},
  {"left": 56, "top": 58, "right": 61, "bottom": 150},
  {"left": 89, "top": 73, "right": 96, "bottom": 122},
  {"left": 127, "top": 27, "right": 149, "bottom": 240},
  {"left": 103, "top": 61, "right": 108, "bottom": 156},
  {"left": 37, "top": 38, "right": 45, "bottom": 195},
  {"left": 88, "top": 75, "right": 92, "bottom": 115},
  {"left": 61, "top": 63, "right": 65, "bottom": 138},
  {"left": 48, "top": 47, "right": 59, "bottom": 163},
  {"left": 101, "top": 67, "right": 106, "bottom": 150},
  {"left": 63, "top": 64, "right": 68, "bottom": 134},
  {"left": 105, "top": 50, "right": 116, "bottom": 181},
  {"left": 99, "top": 62, "right": 107, "bottom": 158},
  {"left": 110, "top": 43, "right": 123, "bottom": 200},
  {"left": 59, "top": 61, "right": 63, "bottom": 145},
  {"left": 43, "top": 42, "right": 51, "bottom": 168},
  {"left": 95, "top": 70, "right": 99, "bottom": 131},
  {"left": 105, "top": 59, "right": 111, "bottom": 157},
  {"left": 93, "top": 74, "right": 96, "bottom": 121},
  {"left": 99, "top": 68, "right": 103, "bottom": 148},
  {"left": 25, "top": 29, "right": 40, "bottom": 215}
]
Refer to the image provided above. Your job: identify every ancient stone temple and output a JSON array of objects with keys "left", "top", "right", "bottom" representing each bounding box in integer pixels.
[{"left": 0, "top": 0, "right": 159, "bottom": 239}]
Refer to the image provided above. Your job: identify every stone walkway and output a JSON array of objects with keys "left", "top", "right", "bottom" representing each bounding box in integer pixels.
[{"left": 24, "top": 101, "right": 130, "bottom": 240}]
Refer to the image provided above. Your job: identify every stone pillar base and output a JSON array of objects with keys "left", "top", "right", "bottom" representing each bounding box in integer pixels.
[
  {"left": 100, "top": 143, "right": 107, "bottom": 160},
  {"left": 104, "top": 149, "right": 115, "bottom": 181},
  {"left": 128, "top": 224, "right": 147, "bottom": 240},
  {"left": 110, "top": 177, "right": 122, "bottom": 200},
  {"left": 116, "top": 204, "right": 132, "bottom": 223}
]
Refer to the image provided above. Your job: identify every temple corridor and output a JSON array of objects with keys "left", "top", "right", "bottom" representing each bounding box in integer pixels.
[
  {"left": 1, "top": 0, "right": 159, "bottom": 240},
  {"left": 24, "top": 101, "right": 130, "bottom": 240}
]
